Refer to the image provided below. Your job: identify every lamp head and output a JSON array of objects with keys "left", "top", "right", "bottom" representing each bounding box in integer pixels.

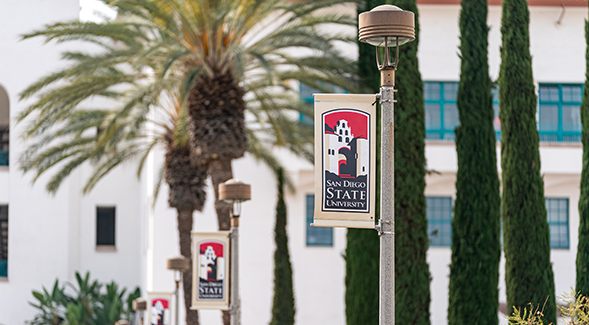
[
  {"left": 358, "top": 5, "right": 415, "bottom": 47},
  {"left": 166, "top": 256, "right": 190, "bottom": 272},
  {"left": 132, "top": 298, "right": 147, "bottom": 311},
  {"left": 219, "top": 179, "right": 251, "bottom": 204}
]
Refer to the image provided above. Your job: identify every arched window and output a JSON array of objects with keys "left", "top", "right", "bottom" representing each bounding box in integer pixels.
[{"left": 0, "top": 85, "right": 8, "bottom": 167}]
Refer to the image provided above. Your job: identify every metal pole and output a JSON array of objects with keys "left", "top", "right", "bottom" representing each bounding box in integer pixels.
[
  {"left": 174, "top": 273, "right": 180, "bottom": 325},
  {"left": 230, "top": 216, "right": 240, "bottom": 325},
  {"left": 379, "top": 67, "right": 395, "bottom": 325}
]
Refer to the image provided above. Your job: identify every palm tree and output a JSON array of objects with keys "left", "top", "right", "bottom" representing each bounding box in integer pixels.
[
  {"left": 18, "top": 1, "right": 358, "bottom": 324},
  {"left": 110, "top": 0, "right": 359, "bottom": 229}
]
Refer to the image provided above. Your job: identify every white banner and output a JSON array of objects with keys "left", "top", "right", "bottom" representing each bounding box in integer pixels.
[
  {"left": 191, "top": 231, "right": 230, "bottom": 310},
  {"left": 314, "top": 94, "right": 377, "bottom": 228}
]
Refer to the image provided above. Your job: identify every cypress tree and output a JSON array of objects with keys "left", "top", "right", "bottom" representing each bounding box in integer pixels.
[
  {"left": 270, "top": 168, "right": 295, "bottom": 325},
  {"left": 499, "top": 0, "right": 556, "bottom": 323},
  {"left": 576, "top": 2, "right": 589, "bottom": 298},
  {"left": 448, "top": 0, "right": 501, "bottom": 323},
  {"left": 344, "top": 0, "right": 383, "bottom": 324},
  {"left": 393, "top": 1, "right": 431, "bottom": 323}
]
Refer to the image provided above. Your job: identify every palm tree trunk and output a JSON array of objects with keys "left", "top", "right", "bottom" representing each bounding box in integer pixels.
[
  {"left": 177, "top": 208, "right": 199, "bottom": 325},
  {"left": 209, "top": 157, "right": 233, "bottom": 231},
  {"left": 208, "top": 157, "right": 233, "bottom": 325}
]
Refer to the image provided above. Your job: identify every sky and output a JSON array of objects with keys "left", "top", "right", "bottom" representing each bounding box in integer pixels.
[{"left": 79, "top": 0, "right": 117, "bottom": 22}]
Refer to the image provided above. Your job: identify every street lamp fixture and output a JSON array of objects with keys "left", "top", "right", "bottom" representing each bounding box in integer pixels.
[
  {"left": 219, "top": 179, "right": 251, "bottom": 325},
  {"left": 358, "top": 5, "right": 415, "bottom": 325},
  {"left": 359, "top": 5, "right": 415, "bottom": 79},
  {"left": 167, "top": 256, "right": 190, "bottom": 325},
  {"left": 132, "top": 298, "right": 147, "bottom": 325}
]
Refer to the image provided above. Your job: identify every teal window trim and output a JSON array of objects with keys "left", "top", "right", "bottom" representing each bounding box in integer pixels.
[
  {"left": 426, "top": 196, "right": 453, "bottom": 247},
  {"left": 306, "top": 194, "right": 333, "bottom": 246},
  {"left": 492, "top": 86, "right": 502, "bottom": 141},
  {"left": 0, "top": 126, "right": 8, "bottom": 166},
  {"left": 546, "top": 198, "right": 569, "bottom": 249},
  {"left": 538, "top": 84, "right": 582, "bottom": 142},
  {"left": 0, "top": 205, "right": 7, "bottom": 277},
  {"left": 424, "top": 81, "right": 459, "bottom": 141},
  {"left": 299, "top": 82, "right": 348, "bottom": 123}
]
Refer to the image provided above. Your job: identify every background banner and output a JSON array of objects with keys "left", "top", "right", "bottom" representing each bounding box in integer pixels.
[
  {"left": 314, "top": 94, "right": 377, "bottom": 228},
  {"left": 147, "top": 292, "right": 173, "bottom": 325},
  {"left": 191, "top": 231, "right": 230, "bottom": 310}
]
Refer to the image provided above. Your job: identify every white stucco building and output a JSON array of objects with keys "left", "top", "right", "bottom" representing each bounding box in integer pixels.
[{"left": 0, "top": 0, "right": 588, "bottom": 324}]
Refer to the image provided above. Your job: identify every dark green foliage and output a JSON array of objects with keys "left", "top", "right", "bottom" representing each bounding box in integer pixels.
[
  {"left": 448, "top": 0, "right": 501, "bottom": 323},
  {"left": 576, "top": 4, "right": 589, "bottom": 298},
  {"left": 393, "top": 1, "right": 431, "bottom": 324},
  {"left": 344, "top": 0, "right": 383, "bottom": 324},
  {"left": 345, "top": 229, "right": 379, "bottom": 325},
  {"left": 270, "top": 168, "right": 295, "bottom": 325},
  {"left": 28, "top": 271, "right": 141, "bottom": 325},
  {"left": 499, "top": 0, "right": 556, "bottom": 323}
]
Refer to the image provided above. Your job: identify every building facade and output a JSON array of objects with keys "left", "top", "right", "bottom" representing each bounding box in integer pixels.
[{"left": 0, "top": 1, "right": 587, "bottom": 325}]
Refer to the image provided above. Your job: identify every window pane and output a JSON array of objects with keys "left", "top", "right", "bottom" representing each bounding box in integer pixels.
[
  {"left": 97, "top": 207, "right": 116, "bottom": 246},
  {"left": 306, "top": 195, "right": 333, "bottom": 246},
  {"left": 562, "top": 85, "right": 582, "bottom": 102},
  {"left": 444, "top": 104, "right": 459, "bottom": 130},
  {"left": 444, "top": 83, "right": 459, "bottom": 101},
  {"left": 424, "top": 82, "right": 440, "bottom": 101},
  {"left": 540, "top": 85, "right": 559, "bottom": 102},
  {"left": 562, "top": 105, "right": 581, "bottom": 132},
  {"left": 425, "top": 103, "right": 441, "bottom": 130},
  {"left": 539, "top": 105, "right": 559, "bottom": 131},
  {"left": 545, "top": 198, "right": 569, "bottom": 249},
  {"left": 493, "top": 104, "right": 501, "bottom": 132},
  {"left": 0, "top": 205, "right": 7, "bottom": 277},
  {"left": 426, "top": 197, "right": 453, "bottom": 247}
]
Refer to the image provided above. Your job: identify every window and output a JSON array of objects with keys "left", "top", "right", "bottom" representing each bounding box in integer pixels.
[
  {"left": 299, "top": 82, "right": 348, "bottom": 124},
  {"left": 426, "top": 197, "right": 453, "bottom": 247},
  {"left": 0, "top": 205, "right": 7, "bottom": 277},
  {"left": 424, "top": 82, "right": 459, "bottom": 140},
  {"left": 0, "top": 85, "right": 9, "bottom": 167},
  {"left": 492, "top": 87, "right": 502, "bottom": 141},
  {"left": 96, "top": 207, "right": 116, "bottom": 247},
  {"left": 306, "top": 195, "right": 333, "bottom": 246},
  {"left": 546, "top": 198, "right": 569, "bottom": 249},
  {"left": 538, "top": 84, "right": 582, "bottom": 142}
]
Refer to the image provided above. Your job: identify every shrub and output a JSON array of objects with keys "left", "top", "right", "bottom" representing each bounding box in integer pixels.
[
  {"left": 28, "top": 271, "right": 140, "bottom": 325},
  {"left": 509, "top": 291, "right": 589, "bottom": 325}
]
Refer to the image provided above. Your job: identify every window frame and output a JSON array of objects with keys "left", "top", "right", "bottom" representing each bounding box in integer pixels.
[
  {"left": 424, "top": 81, "right": 460, "bottom": 141},
  {"left": 96, "top": 206, "right": 116, "bottom": 249},
  {"left": 538, "top": 83, "right": 582, "bottom": 143}
]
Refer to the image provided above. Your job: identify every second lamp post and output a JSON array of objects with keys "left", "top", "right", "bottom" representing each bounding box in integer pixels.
[{"left": 219, "top": 178, "right": 251, "bottom": 325}]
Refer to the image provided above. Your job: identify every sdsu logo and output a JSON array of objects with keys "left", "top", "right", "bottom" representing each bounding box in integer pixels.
[{"left": 322, "top": 109, "right": 371, "bottom": 213}]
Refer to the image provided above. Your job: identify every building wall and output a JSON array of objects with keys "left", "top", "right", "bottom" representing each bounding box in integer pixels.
[{"left": 0, "top": 2, "right": 145, "bottom": 324}]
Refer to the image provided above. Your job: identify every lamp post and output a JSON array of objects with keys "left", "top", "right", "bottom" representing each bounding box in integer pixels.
[
  {"left": 219, "top": 179, "right": 251, "bottom": 325},
  {"left": 167, "top": 256, "right": 190, "bottom": 325},
  {"left": 132, "top": 298, "right": 147, "bottom": 325},
  {"left": 358, "top": 5, "right": 415, "bottom": 325}
]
